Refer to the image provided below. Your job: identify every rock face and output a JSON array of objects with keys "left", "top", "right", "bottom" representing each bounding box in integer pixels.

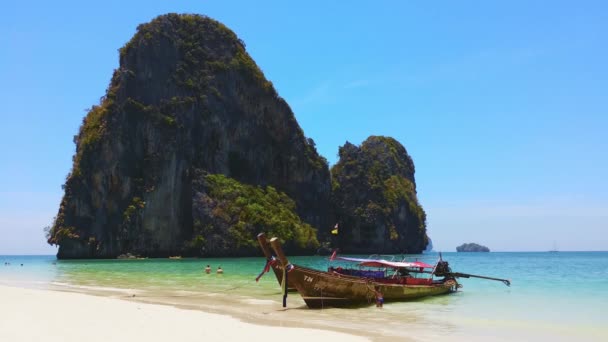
[
  {"left": 424, "top": 237, "right": 434, "bottom": 253},
  {"left": 48, "top": 14, "right": 330, "bottom": 258},
  {"left": 456, "top": 243, "right": 490, "bottom": 252},
  {"left": 331, "top": 136, "right": 428, "bottom": 253}
]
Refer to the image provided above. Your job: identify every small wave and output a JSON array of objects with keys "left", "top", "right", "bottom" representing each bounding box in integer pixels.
[
  {"left": 50, "top": 282, "right": 139, "bottom": 294},
  {"left": 241, "top": 298, "right": 276, "bottom": 305}
]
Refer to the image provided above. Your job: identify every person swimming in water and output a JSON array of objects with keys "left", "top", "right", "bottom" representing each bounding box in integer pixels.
[
  {"left": 217, "top": 266, "right": 223, "bottom": 274},
  {"left": 204, "top": 265, "right": 211, "bottom": 274}
]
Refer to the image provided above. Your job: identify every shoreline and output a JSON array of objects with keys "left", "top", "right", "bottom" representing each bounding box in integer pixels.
[
  {"left": 3, "top": 254, "right": 606, "bottom": 342},
  {"left": 46, "top": 283, "right": 404, "bottom": 342},
  {"left": 0, "top": 284, "right": 371, "bottom": 342}
]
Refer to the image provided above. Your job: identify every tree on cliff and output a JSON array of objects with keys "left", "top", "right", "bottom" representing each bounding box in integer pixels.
[{"left": 330, "top": 136, "right": 429, "bottom": 254}]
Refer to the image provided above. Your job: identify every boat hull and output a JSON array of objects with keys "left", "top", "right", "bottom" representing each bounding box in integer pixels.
[
  {"left": 285, "top": 265, "right": 457, "bottom": 308},
  {"left": 269, "top": 263, "right": 298, "bottom": 292}
]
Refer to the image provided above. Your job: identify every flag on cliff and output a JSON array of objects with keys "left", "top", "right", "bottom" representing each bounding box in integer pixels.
[{"left": 331, "top": 223, "right": 339, "bottom": 235}]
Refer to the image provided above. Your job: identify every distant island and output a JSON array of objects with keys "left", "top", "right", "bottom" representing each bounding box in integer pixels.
[{"left": 456, "top": 243, "right": 490, "bottom": 252}]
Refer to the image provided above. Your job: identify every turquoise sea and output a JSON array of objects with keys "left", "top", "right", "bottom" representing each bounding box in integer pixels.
[{"left": 2, "top": 252, "right": 607, "bottom": 341}]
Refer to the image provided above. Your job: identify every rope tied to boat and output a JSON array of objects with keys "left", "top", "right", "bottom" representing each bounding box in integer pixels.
[
  {"left": 255, "top": 256, "right": 277, "bottom": 282},
  {"left": 364, "top": 281, "right": 384, "bottom": 308}
]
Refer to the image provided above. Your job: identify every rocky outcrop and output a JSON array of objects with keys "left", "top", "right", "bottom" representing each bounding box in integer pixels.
[
  {"left": 456, "top": 243, "right": 490, "bottom": 252},
  {"left": 48, "top": 14, "right": 330, "bottom": 258},
  {"left": 330, "top": 136, "right": 428, "bottom": 253},
  {"left": 424, "top": 237, "right": 434, "bottom": 253}
]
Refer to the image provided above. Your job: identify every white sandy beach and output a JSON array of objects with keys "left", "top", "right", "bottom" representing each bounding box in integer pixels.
[{"left": 0, "top": 285, "right": 368, "bottom": 342}]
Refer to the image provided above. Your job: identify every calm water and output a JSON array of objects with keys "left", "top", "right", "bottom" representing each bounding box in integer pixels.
[{"left": 2, "top": 252, "right": 607, "bottom": 341}]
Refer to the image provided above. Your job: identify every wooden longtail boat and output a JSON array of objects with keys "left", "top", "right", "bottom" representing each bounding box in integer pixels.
[
  {"left": 262, "top": 236, "right": 457, "bottom": 308},
  {"left": 258, "top": 233, "right": 510, "bottom": 309}
]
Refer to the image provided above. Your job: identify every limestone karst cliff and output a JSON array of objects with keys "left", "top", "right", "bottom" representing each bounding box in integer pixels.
[
  {"left": 330, "top": 136, "right": 429, "bottom": 254},
  {"left": 48, "top": 14, "right": 330, "bottom": 258},
  {"left": 47, "top": 14, "right": 433, "bottom": 259}
]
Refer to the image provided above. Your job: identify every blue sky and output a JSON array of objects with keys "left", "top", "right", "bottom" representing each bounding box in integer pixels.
[{"left": 1, "top": 1, "right": 606, "bottom": 254}]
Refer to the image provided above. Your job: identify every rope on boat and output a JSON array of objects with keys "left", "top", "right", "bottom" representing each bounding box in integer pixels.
[
  {"left": 118, "top": 284, "right": 248, "bottom": 299},
  {"left": 364, "top": 279, "right": 383, "bottom": 307},
  {"left": 255, "top": 256, "right": 277, "bottom": 282}
]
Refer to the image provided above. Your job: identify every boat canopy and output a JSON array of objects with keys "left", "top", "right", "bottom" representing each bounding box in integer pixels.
[{"left": 336, "top": 256, "right": 434, "bottom": 269}]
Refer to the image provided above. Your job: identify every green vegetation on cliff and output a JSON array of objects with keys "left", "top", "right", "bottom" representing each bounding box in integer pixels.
[
  {"left": 119, "top": 13, "right": 276, "bottom": 100},
  {"left": 331, "top": 136, "right": 428, "bottom": 253},
  {"left": 190, "top": 173, "right": 319, "bottom": 256}
]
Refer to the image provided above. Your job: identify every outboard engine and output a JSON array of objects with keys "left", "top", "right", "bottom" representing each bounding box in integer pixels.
[{"left": 434, "top": 260, "right": 452, "bottom": 276}]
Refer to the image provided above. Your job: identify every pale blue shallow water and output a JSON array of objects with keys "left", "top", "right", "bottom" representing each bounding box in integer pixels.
[{"left": 1, "top": 252, "right": 607, "bottom": 341}]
